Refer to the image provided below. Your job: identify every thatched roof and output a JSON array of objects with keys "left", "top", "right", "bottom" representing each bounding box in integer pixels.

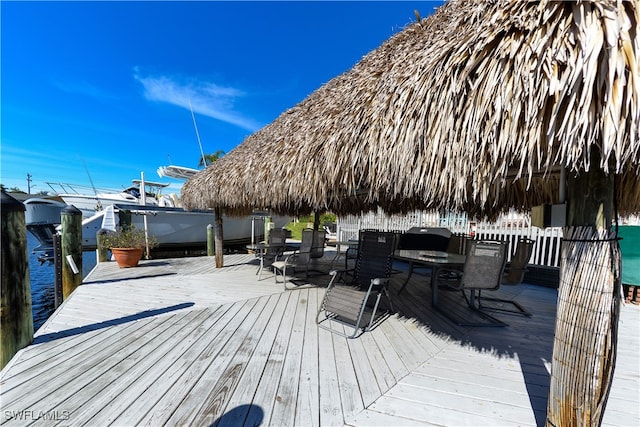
[{"left": 182, "top": 0, "right": 639, "bottom": 219}]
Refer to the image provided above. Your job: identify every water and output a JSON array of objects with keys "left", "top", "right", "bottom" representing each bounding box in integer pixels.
[{"left": 26, "top": 232, "right": 97, "bottom": 331}]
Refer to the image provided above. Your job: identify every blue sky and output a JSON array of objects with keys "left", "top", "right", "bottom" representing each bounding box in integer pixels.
[{"left": 1, "top": 1, "right": 444, "bottom": 195}]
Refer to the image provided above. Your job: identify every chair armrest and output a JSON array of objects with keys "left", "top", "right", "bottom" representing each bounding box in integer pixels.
[
  {"left": 327, "top": 268, "right": 352, "bottom": 288},
  {"left": 370, "top": 278, "right": 390, "bottom": 291}
]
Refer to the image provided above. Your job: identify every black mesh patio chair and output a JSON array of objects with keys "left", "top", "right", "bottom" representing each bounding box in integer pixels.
[
  {"left": 316, "top": 230, "right": 397, "bottom": 338},
  {"left": 257, "top": 228, "right": 287, "bottom": 280},
  {"left": 478, "top": 238, "right": 534, "bottom": 316},
  {"left": 438, "top": 240, "right": 510, "bottom": 326},
  {"left": 273, "top": 228, "right": 327, "bottom": 289}
]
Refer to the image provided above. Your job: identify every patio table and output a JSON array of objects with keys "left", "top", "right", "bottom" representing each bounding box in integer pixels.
[
  {"left": 329, "top": 239, "right": 359, "bottom": 269},
  {"left": 246, "top": 242, "right": 300, "bottom": 278},
  {"left": 393, "top": 249, "right": 466, "bottom": 306}
]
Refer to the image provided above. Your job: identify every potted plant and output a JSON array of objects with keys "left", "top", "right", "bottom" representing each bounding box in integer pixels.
[{"left": 99, "top": 225, "right": 158, "bottom": 268}]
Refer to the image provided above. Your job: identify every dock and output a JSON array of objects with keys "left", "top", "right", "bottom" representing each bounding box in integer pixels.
[{"left": 1, "top": 251, "right": 638, "bottom": 426}]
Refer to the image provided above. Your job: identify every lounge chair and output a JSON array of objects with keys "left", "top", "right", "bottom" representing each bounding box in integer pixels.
[{"left": 316, "top": 230, "right": 397, "bottom": 338}]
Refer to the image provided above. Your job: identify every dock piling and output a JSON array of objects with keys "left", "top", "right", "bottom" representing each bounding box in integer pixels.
[
  {"left": 61, "top": 205, "right": 83, "bottom": 299},
  {"left": 1, "top": 191, "right": 33, "bottom": 369},
  {"left": 96, "top": 229, "right": 110, "bottom": 263}
]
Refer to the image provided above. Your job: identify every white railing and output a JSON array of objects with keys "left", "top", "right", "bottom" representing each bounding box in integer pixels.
[{"left": 336, "top": 209, "right": 563, "bottom": 268}]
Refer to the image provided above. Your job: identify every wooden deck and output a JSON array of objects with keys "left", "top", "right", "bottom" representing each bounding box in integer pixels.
[{"left": 1, "top": 252, "right": 638, "bottom": 426}]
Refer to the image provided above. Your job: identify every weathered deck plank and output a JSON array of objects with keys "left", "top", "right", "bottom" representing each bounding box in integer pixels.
[
  {"left": 0, "top": 253, "right": 637, "bottom": 427},
  {"left": 132, "top": 300, "right": 251, "bottom": 426},
  {"left": 44, "top": 309, "right": 214, "bottom": 426},
  {"left": 317, "top": 309, "right": 344, "bottom": 427},
  {"left": 162, "top": 296, "right": 270, "bottom": 426},
  {"left": 235, "top": 291, "right": 298, "bottom": 427},
  {"left": 293, "top": 288, "right": 321, "bottom": 427},
  {"left": 269, "top": 290, "right": 308, "bottom": 426}
]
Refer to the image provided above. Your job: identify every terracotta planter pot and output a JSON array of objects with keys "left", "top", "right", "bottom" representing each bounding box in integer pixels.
[{"left": 111, "top": 248, "right": 144, "bottom": 268}]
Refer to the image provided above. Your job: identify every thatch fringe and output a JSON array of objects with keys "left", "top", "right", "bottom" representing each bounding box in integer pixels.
[
  {"left": 182, "top": 0, "right": 639, "bottom": 219},
  {"left": 547, "top": 226, "right": 621, "bottom": 426}
]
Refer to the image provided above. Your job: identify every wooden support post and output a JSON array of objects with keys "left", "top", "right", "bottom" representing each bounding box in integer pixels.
[
  {"left": 1, "top": 191, "right": 33, "bottom": 369},
  {"left": 313, "top": 209, "right": 321, "bottom": 231},
  {"left": 547, "top": 151, "right": 620, "bottom": 427},
  {"left": 96, "top": 229, "right": 110, "bottom": 263},
  {"left": 566, "top": 164, "right": 615, "bottom": 230},
  {"left": 264, "top": 216, "right": 272, "bottom": 242},
  {"left": 207, "top": 224, "right": 214, "bottom": 257},
  {"left": 60, "top": 205, "right": 83, "bottom": 299},
  {"left": 214, "top": 208, "right": 224, "bottom": 268}
]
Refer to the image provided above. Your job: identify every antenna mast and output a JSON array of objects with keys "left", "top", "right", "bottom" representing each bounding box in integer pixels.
[
  {"left": 189, "top": 99, "right": 207, "bottom": 167},
  {"left": 82, "top": 160, "right": 98, "bottom": 196}
]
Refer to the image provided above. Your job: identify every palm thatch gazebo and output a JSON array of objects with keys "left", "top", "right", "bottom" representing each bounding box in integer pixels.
[{"left": 182, "top": 0, "right": 639, "bottom": 425}]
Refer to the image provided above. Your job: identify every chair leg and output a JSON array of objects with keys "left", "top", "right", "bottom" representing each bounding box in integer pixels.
[
  {"left": 478, "top": 292, "right": 531, "bottom": 317},
  {"left": 274, "top": 263, "right": 285, "bottom": 285},
  {"left": 383, "top": 287, "right": 394, "bottom": 312},
  {"left": 453, "top": 290, "right": 508, "bottom": 327},
  {"left": 363, "top": 294, "right": 382, "bottom": 332}
]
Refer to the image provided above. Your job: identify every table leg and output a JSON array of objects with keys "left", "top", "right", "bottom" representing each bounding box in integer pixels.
[
  {"left": 256, "top": 250, "right": 265, "bottom": 278},
  {"left": 431, "top": 267, "right": 440, "bottom": 306},
  {"left": 397, "top": 261, "right": 415, "bottom": 295},
  {"left": 330, "top": 244, "right": 343, "bottom": 269}
]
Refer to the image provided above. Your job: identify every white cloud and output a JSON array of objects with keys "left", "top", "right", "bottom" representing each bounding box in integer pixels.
[{"left": 133, "top": 71, "right": 261, "bottom": 132}]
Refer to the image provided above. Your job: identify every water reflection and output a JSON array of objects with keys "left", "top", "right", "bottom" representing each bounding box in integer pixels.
[{"left": 27, "top": 232, "right": 96, "bottom": 330}]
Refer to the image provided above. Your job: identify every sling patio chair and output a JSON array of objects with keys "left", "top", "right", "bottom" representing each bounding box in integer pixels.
[
  {"left": 273, "top": 228, "right": 327, "bottom": 289},
  {"left": 255, "top": 228, "right": 288, "bottom": 280},
  {"left": 478, "top": 238, "right": 535, "bottom": 317},
  {"left": 316, "top": 230, "right": 397, "bottom": 338},
  {"left": 437, "top": 240, "right": 510, "bottom": 326}
]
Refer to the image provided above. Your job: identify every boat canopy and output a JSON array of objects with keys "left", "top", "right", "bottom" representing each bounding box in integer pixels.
[{"left": 157, "top": 165, "right": 199, "bottom": 180}]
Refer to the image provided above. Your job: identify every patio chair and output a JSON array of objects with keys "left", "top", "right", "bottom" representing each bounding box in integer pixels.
[
  {"left": 273, "top": 228, "right": 327, "bottom": 289},
  {"left": 437, "top": 240, "right": 509, "bottom": 326},
  {"left": 446, "top": 232, "right": 470, "bottom": 255},
  {"left": 316, "top": 230, "right": 397, "bottom": 338},
  {"left": 478, "top": 238, "right": 534, "bottom": 316},
  {"left": 257, "top": 228, "right": 287, "bottom": 280}
]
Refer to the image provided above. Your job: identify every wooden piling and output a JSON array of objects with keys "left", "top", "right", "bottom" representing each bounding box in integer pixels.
[
  {"left": 96, "top": 229, "right": 110, "bottom": 263},
  {"left": 61, "top": 205, "right": 83, "bottom": 299},
  {"left": 1, "top": 191, "right": 33, "bottom": 369},
  {"left": 53, "top": 233, "right": 63, "bottom": 308}
]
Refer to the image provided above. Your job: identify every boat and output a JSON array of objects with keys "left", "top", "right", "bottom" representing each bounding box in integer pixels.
[
  {"left": 48, "top": 180, "right": 178, "bottom": 218},
  {"left": 77, "top": 203, "right": 286, "bottom": 250},
  {"left": 23, "top": 197, "right": 67, "bottom": 254},
  {"left": 28, "top": 171, "right": 289, "bottom": 253}
]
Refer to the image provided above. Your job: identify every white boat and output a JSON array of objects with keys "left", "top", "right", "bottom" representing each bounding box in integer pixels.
[
  {"left": 77, "top": 204, "right": 287, "bottom": 250},
  {"left": 23, "top": 197, "right": 67, "bottom": 253},
  {"left": 32, "top": 171, "right": 289, "bottom": 252},
  {"left": 49, "top": 180, "right": 177, "bottom": 218}
]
